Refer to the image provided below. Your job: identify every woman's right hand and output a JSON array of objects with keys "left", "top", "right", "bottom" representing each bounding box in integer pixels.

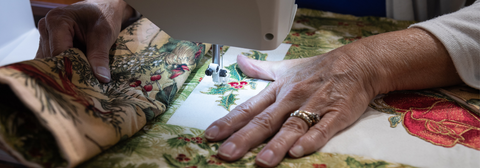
[{"left": 35, "top": 0, "right": 134, "bottom": 83}]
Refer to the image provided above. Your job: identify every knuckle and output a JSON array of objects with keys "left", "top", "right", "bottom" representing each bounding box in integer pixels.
[
  {"left": 87, "top": 51, "right": 109, "bottom": 60},
  {"left": 310, "top": 125, "right": 330, "bottom": 141},
  {"left": 269, "top": 136, "right": 289, "bottom": 149},
  {"left": 282, "top": 119, "right": 308, "bottom": 134},
  {"left": 45, "top": 8, "right": 66, "bottom": 22},
  {"left": 229, "top": 130, "right": 251, "bottom": 144},
  {"left": 215, "top": 115, "right": 234, "bottom": 128},
  {"left": 38, "top": 18, "right": 46, "bottom": 29},
  {"left": 250, "top": 112, "right": 275, "bottom": 135},
  {"left": 231, "top": 102, "right": 254, "bottom": 116}
]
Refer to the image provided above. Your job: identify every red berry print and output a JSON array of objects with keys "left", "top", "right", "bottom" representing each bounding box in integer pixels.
[
  {"left": 144, "top": 84, "right": 153, "bottom": 92},
  {"left": 306, "top": 32, "right": 315, "bottom": 36},
  {"left": 150, "top": 74, "right": 161, "bottom": 81},
  {"left": 135, "top": 80, "right": 141, "bottom": 86},
  {"left": 313, "top": 163, "right": 327, "bottom": 168}
]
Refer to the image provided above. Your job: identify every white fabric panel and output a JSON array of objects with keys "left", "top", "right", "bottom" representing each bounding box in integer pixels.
[
  {"left": 319, "top": 108, "right": 480, "bottom": 168},
  {"left": 167, "top": 44, "right": 291, "bottom": 129}
]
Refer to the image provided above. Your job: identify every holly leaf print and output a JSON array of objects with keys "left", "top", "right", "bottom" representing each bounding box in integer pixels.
[
  {"left": 249, "top": 81, "right": 257, "bottom": 90},
  {"left": 201, "top": 85, "right": 238, "bottom": 95},
  {"left": 164, "top": 154, "right": 211, "bottom": 167},
  {"left": 166, "top": 134, "right": 194, "bottom": 148},
  {"left": 216, "top": 92, "right": 239, "bottom": 111},
  {"left": 225, "top": 63, "right": 247, "bottom": 82},
  {"left": 242, "top": 50, "right": 268, "bottom": 61},
  {"left": 345, "top": 156, "right": 388, "bottom": 168}
]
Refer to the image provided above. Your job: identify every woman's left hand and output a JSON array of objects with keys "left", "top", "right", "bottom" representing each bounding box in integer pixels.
[{"left": 204, "top": 28, "right": 462, "bottom": 167}]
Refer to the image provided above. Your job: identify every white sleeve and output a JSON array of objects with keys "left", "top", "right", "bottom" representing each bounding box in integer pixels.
[{"left": 410, "top": 1, "right": 480, "bottom": 89}]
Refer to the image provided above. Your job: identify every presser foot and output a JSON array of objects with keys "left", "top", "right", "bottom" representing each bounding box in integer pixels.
[{"left": 205, "top": 64, "right": 230, "bottom": 85}]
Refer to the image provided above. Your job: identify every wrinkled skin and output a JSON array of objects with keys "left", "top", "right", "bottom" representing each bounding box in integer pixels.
[
  {"left": 205, "top": 28, "right": 463, "bottom": 167},
  {"left": 36, "top": 0, "right": 133, "bottom": 83}
]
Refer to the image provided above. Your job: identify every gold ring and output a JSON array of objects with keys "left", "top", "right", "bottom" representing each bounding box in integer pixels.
[{"left": 290, "top": 110, "right": 321, "bottom": 127}]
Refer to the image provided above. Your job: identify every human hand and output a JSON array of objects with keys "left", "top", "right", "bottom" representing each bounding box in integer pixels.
[
  {"left": 35, "top": 0, "right": 134, "bottom": 83},
  {"left": 204, "top": 28, "right": 462, "bottom": 167},
  {"left": 205, "top": 48, "right": 377, "bottom": 167}
]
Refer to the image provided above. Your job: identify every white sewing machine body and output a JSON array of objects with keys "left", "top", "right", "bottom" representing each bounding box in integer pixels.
[
  {"left": 124, "top": 0, "right": 296, "bottom": 50},
  {"left": 124, "top": 0, "right": 297, "bottom": 85}
]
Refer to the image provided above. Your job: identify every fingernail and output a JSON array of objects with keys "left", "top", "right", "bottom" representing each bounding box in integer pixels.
[
  {"left": 289, "top": 145, "right": 304, "bottom": 158},
  {"left": 257, "top": 149, "right": 275, "bottom": 166},
  {"left": 219, "top": 142, "right": 236, "bottom": 158},
  {"left": 205, "top": 125, "right": 219, "bottom": 139},
  {"left": 96, "top": 66, "right": 111, "bottom": 82}
]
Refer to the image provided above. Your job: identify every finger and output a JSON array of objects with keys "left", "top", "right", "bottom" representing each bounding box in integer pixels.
[
  {"left": 35, "top": 18, "right": 48, "bottom": 59},
  {"left": 46, "top": 16, "right": 74, "bottom": 57},
  {"left": 85, "top": 25, "right": 115, "bottom": 83},
  {"left": 216, "top": 95, "right": 301, "bottom": 162},
  {"left": 255, "top": 117, "right": 309, "bottom": 167},
  {"left": 287, "top": 89, "right": 367, "bottom": 157},
  {"left": 288, "top": 112, "right": 349, "bottom": 158},
  {"left": 205, "top": 82, "right": 278, "bottom": 141},
  {"left": 254, "top": 86, "right": 335, "bottom": 167},
  {"left": 237, "top": 54, "right": 277, "bottom": 80},
  {"left": 237, "top": 54, "right": 308, "bottom": 81}
]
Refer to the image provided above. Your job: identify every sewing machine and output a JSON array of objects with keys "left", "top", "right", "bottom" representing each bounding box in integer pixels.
[{"left": 124, "top": 0, "right": 297, "bottom": 85}]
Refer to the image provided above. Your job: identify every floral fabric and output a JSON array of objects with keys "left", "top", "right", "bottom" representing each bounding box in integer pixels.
[
  {"left": 0, "top": 18, "right": 207, "bottom": 167},
  {"left": 370, "top": 86, "right": 480, "bottom": 150},
  {"left": 0, "top": 8, "right": 478, "bottom": 168}
]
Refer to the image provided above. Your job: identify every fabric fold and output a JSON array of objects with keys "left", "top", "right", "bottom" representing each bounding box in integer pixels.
[{"left": 0, "top": 18, "right": 208, "bottom": 167}]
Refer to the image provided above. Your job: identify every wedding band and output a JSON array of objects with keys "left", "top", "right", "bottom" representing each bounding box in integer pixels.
[{"left": 290, "top": 110, "right": 321, "bottom": 127}]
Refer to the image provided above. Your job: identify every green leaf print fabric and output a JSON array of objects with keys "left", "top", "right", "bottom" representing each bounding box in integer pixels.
[{"left": 4, "top": 8, "right": 464, "bottom": 168}]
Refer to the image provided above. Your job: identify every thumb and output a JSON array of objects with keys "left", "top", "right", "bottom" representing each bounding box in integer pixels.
[
  {"left": 237, "top": 54, "right": 277, "bottom": 80},
  {"left": 86, "top": 29, "right": 115, "bottom": 83},
  {"left": 237, "top": 54, "right": 304, "bottom": 81}
]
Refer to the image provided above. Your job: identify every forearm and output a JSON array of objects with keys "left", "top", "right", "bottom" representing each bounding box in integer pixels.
[{"left": 343, "top": 27, "right": 462, "bottom": 95}]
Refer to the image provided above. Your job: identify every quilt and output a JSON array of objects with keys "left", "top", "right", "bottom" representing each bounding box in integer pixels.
[{"left": 0, "top": 8, "right": 478, "bottom": 168}]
